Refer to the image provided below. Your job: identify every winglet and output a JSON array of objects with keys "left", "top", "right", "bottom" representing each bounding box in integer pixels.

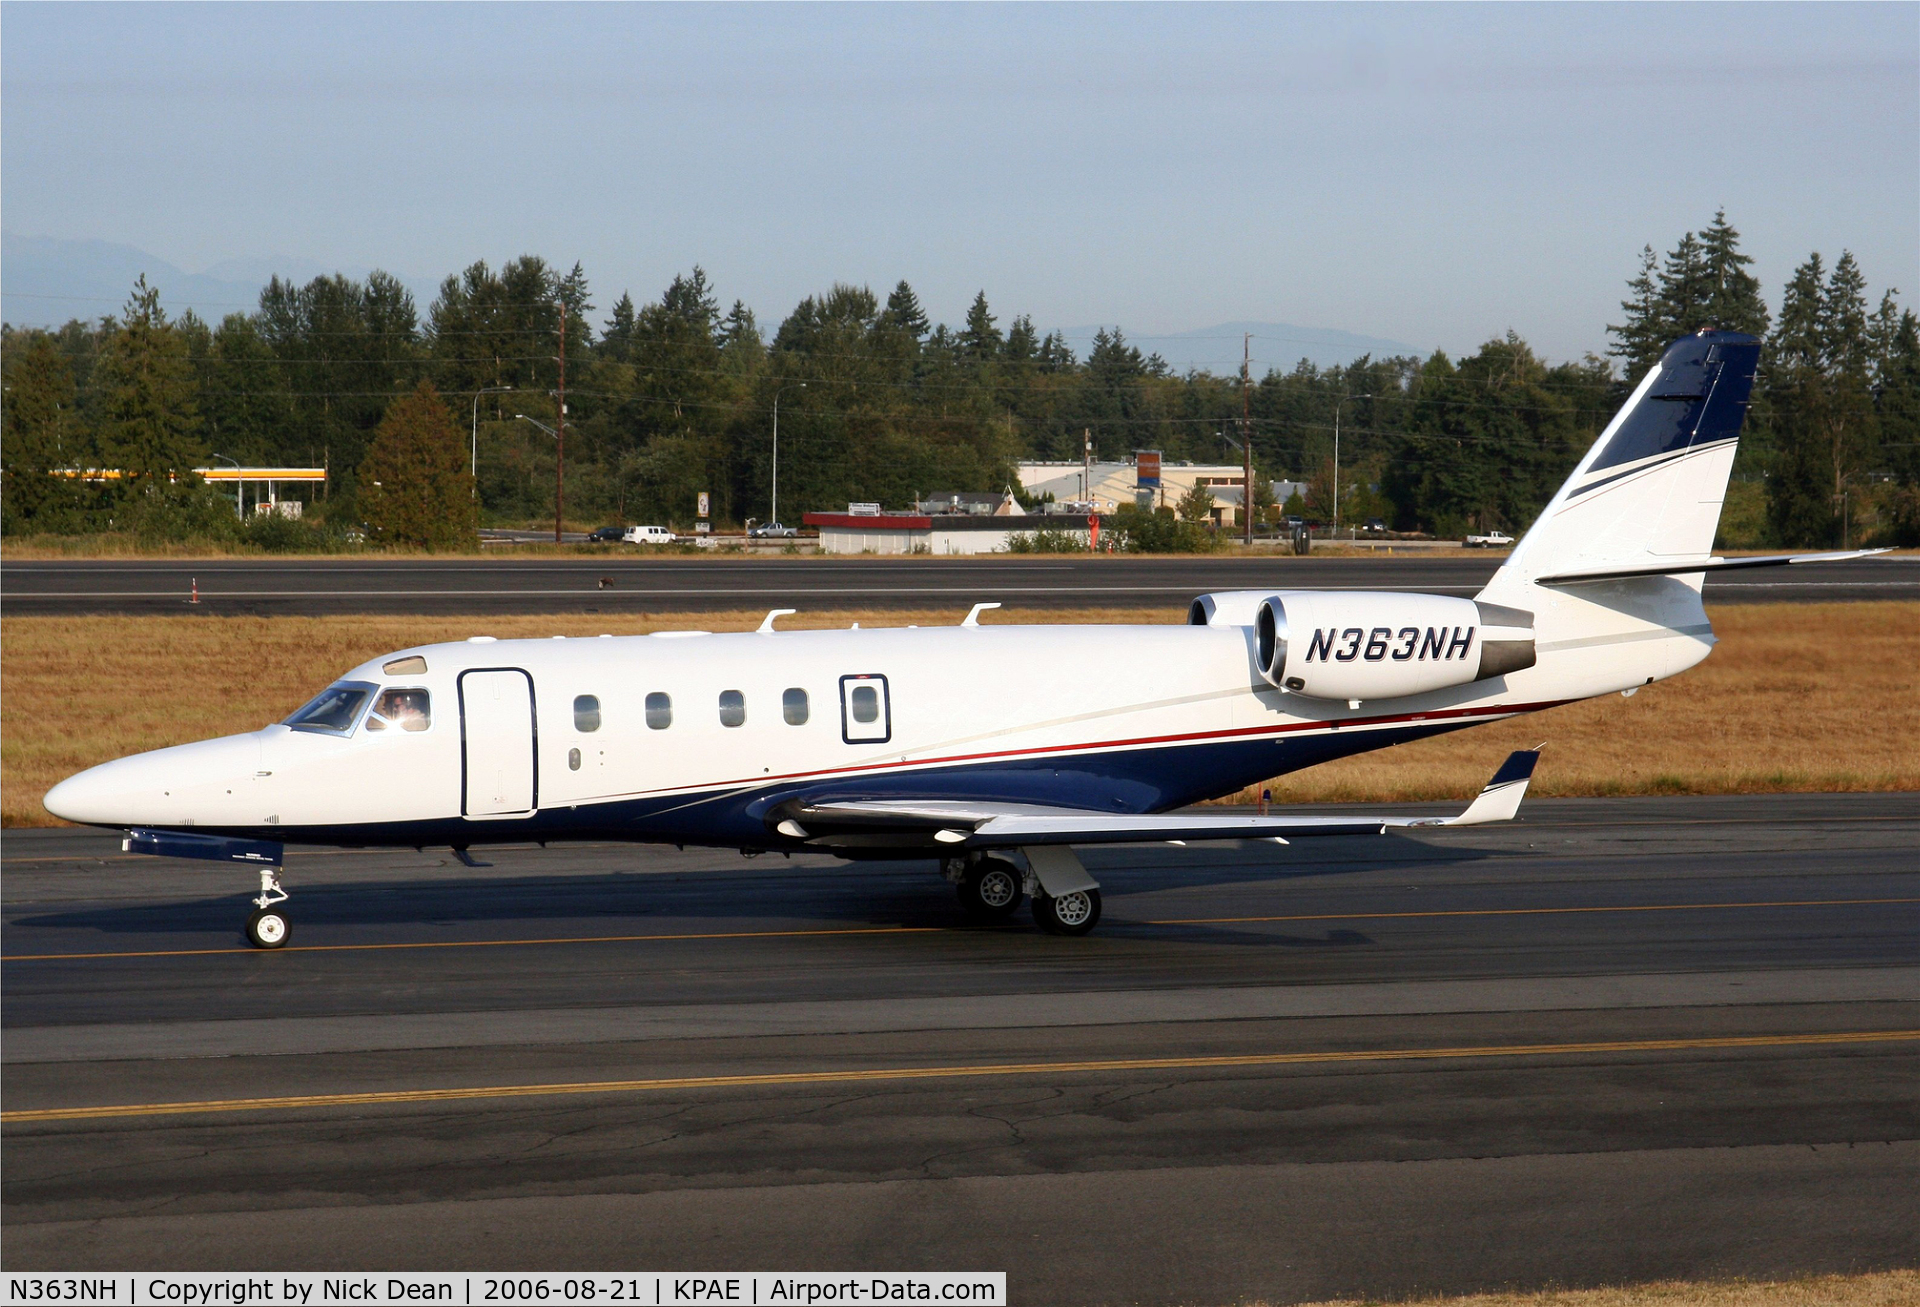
[{"left": 1444, "top": 748, "right": 1541, "bottom": 826}]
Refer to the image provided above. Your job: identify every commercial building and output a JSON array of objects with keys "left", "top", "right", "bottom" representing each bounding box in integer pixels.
[
  {"left": 1015, "top": 459, "right": 1308, "bottom": 528},
  {"left": 804, "top": 505, "right": 1095, "bottom": 555}
]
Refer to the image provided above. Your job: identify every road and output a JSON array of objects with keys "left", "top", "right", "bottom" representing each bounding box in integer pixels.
[
  {"left": 4, "top": 793, "right": 1917, "bottom": 1300},
  {"left": 4, "top": 554, "right": 1917, "bottom": 615}
]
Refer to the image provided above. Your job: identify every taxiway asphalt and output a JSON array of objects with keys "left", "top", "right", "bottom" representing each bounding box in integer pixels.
[
  {"left": 5, "top": 553, "right": 1917, "bottom": 615},
  {"left": 4, "top": 793, "right": 1917, "bottom": 1301}
]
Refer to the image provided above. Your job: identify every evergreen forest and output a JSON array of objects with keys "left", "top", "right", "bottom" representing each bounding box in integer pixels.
[{"left": 3, "top": 210, "right": 1917, "bottom": 549}]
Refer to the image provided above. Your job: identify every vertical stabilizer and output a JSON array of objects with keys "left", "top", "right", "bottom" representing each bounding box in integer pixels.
[{"left": 1489, "top": 330, "right": 1762, "bottom": 590}]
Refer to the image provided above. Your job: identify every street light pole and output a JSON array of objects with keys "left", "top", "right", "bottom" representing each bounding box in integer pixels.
[
  {"left": 1332, "top": 399, "right": 1341, "bottom": 539},
  {"left": 555, "top": 302, "right": 567, "bottom": 544},
  {"left": 211, "top": 453, "right": 242, "bottom": 519},
  {"left": 771, "top": 381, "right": 805, "bottom": 526},
  {"left": 470, "top": 386, "right": 513, "bottom": 484}
]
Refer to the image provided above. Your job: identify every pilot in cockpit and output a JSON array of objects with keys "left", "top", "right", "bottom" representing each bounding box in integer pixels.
[{"left": 370, "top": 688, "right": 431, "bottom": 732}]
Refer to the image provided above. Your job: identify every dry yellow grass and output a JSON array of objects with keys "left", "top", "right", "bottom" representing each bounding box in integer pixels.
[
  {"left": 1291, "top": 1267, "right": 1920, "bottom": 1307},
  {"left": 2, "top": 603, "right": 1915, "bottom": 828}
]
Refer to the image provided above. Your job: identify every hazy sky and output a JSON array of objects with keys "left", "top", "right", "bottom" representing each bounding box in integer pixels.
[{"left": 5, "top": 2, "right": 1916, "bottom": 365}]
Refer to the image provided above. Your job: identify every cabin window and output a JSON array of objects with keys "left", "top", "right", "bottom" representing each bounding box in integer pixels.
[
  {"left": 573, "top": 695, "right": 601, "bottom": 732},
  {"left": 284, "top": 682, "right": 373, "bottom": 735},
  {"left": 850, "top": 684, "right": 880, "bottom": 723},
  {"left": 783, "top": 688, "right": 809, "bottom": 725},
  {"left": 645, "top": 692, "right": 672, "bottom": 730},
  {"left": 364, "top": 687, "right": 431, "bottom": 733},
  {"left": 718, "top": 689, "right": 746, "bottom": 728}
]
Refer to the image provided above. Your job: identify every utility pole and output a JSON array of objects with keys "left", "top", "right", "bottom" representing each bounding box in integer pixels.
[
  {"left": 554, "top": 302, "right": 567, "bottom": 544},
  {"left": 1083, "top": 428, "right": 1092, "bottom": 505},
  {"left": 1241, "top": 333, "right": 1253, "bottom": 546}
]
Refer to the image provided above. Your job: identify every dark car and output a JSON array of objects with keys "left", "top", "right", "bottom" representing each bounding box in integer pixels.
[
  {"left": 587, "top": 526, "right": 627, "bottom": 543},
  {"left": 1361, "top": 517, "right": 1388, "bottom": 535}
]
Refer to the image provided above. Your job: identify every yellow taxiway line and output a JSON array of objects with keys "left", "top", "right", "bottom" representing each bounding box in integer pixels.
[
  {"left": 7, "top": 1029, "right": 1914, "bottom": 1125},
  {"left": 4, "top": 897, "right": 1915, "bottom": 963}
]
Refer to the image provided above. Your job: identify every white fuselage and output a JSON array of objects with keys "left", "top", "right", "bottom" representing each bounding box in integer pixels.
[{"left": 44, "top": 578, "right": 1713, "bottom": 848}]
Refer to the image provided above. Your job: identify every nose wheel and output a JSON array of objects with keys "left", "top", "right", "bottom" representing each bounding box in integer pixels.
[{"left": 245, "top": 867, "right": 291, "bottom": 949}]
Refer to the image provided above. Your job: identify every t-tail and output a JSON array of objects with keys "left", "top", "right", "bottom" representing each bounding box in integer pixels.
[{"left": 1476, "top": 329, "right": 1884, "bottom": 692}]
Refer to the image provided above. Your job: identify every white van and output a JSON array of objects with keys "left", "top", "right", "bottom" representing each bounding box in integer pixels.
[{"left": 622, "top": 525, "right": 676, "bottom": 545}]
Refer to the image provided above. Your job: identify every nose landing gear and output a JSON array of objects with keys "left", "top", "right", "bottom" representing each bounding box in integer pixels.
[{"left": 245, "top": 867, "right": 291, "bottom": 949}]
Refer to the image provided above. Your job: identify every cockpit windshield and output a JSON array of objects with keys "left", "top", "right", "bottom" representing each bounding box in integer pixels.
[{"left": 284, "top": 681, "right": 375, "bottom": 734}]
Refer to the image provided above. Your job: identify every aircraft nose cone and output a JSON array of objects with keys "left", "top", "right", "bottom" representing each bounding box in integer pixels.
[
  {"left": 43, "top": 733, "right": 264, "bottom": 827},
  {"left": 43, "top": 765, "right": 121, "bottom": 825}
]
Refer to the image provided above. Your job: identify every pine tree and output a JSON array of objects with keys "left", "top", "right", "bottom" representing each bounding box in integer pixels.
[
  {"left": 1657, "top": 231, "right": 1711, "bottom": 335},
  {"left": 880, "top": 281, "right": 929, "bottom": 339},
  {"left": 721, "top": 300, "right": 760, "bottom": 350},
  {"left": 1869, "top": 294, "right": 1920, "bottom": 543},
  {"left": 960, "top": 291, "right": 1002, "bottom": 360},
  {"left": 602, "top": 293, "right": 637, "bottom": 362},
  {"left": 0, "top": 332, "right": 83, "bottom": 529},
  {"left": 1004, "top": 315, "right": 1038, "bottom": 364},
  {"left": 1699, "top": 209, "right": 1769, "bottom": 336},
  {"left": 1608, "top": 245, "right": 1670, "bottom": 378},
  {"left": 661, "top": 267, "right": 717, "bottom": 336},
  {"left": 94, "top": 276, "right": 205, "bottom": 479},
  {"left": 358, "top": 380, "right": 478, "bottom": 549},
  {"left": 1175, "top": 480, "right": 1216, "bottom": 524},
  {"left": 1611, "top": 215, "right": 1768, "bottom": 381}
]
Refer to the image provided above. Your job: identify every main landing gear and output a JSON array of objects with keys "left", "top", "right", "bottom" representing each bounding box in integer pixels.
[
  {"left": 944, "top": 849, "right": 1103, "bottom": 936},
  {"left": 956, "top": 856, "right": 1025, "bottom": 918},
  {"left": 245, "top": 866, "right": 290, "bottom": 949}
]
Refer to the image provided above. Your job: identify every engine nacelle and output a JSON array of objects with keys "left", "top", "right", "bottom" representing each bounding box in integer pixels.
[
  {"left": 1187, "top": 591, "right": 1279, "bottom": 627},
  {"left": 1253, "top": 591, "right": 1535, "bottom": 703}
]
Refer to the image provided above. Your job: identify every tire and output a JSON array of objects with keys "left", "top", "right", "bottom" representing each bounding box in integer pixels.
[
  {"left": 1032, "top": 888, "right": 1102, "bottom": 936},
  {"left": 245, "top": 907, "right": 291, "bottom": 949},
  {"left": 958, "top": 858, "right": 1024, "bottom": 918}
]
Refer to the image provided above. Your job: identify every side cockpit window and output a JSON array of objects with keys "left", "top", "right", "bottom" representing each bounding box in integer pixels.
[
  {"left": 285, "top": 682, "right": 375, "bottom": 735},
  {"left": 364, "top": 687, "right": 431, "bottom": 733}
]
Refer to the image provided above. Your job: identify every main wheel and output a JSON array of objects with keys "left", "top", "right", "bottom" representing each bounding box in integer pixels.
[
  {"left": 958, "top": 858, "right": 1025, "bottom": 918},
  {"left": 245, "top": 906, "right": 291, "bottom": 949},
  {"left": 1032, "top": 888, "right": 1101, "bottom": 936}
]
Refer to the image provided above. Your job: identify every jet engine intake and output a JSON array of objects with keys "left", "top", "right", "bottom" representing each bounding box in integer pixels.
[{"left": 1254, "top": 592, "right": 1534, "bottom": 702}]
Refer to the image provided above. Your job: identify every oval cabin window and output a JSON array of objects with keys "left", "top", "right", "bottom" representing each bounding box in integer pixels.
[
  {"left": 645, "top": 692, "right": 672, "bottom": 730},
  {"left": 718, "top": 690, "right": 746, "bottom": 728},
  {"left": 574, "top": 695, "right": 601, "bottom": 732},
  {"left": 850, "top": 684, "right": 880, "bottom": 723},
  {"left": 782, "top": 688, "right": 809, "bottom": 726}
]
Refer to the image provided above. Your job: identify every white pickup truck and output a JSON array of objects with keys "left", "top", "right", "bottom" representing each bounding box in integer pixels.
[{"left": 1463, "top": 530, "right": 1515, "bottom": 548}]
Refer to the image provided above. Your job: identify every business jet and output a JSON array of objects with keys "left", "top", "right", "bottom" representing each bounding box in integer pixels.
[{"left": 45, "top": 331, "right": 1886, "bottom": 946}]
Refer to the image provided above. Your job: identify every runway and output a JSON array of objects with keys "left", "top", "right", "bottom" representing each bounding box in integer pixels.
[
  {"left": 5, "top": 553, "right": 1916, "bottom": 614},
  {"left": 4, "top": 793, "right": 1916, "bottom": 1300}
]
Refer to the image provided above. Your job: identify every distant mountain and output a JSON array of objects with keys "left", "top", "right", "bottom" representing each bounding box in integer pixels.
[
  {"left": 1057, "top": 320, "right": 1424, "bottom": 376},
  {"left": 1, "top": 233, "right": 435, "bottom": 327}
]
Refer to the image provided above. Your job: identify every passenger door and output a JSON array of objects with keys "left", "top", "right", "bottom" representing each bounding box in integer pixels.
[
  {"left": 839, "top": 674, "right": 891, "bottom": 744},
  {"left": 460, "top": 669, "right": 537, "bottom": 817}
]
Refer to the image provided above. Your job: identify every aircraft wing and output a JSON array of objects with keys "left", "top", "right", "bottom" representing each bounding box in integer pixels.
[{"left": 775, "top": 750, "right": 1540, "bottom": 849}]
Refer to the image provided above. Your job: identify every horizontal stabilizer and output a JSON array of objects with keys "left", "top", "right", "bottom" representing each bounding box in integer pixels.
[
  {"left": 123, "top": 828, "right": 283, "bottom": 866},
  {"left": 1536, "top": 548, "right": 1892, "bottom": 586}
]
